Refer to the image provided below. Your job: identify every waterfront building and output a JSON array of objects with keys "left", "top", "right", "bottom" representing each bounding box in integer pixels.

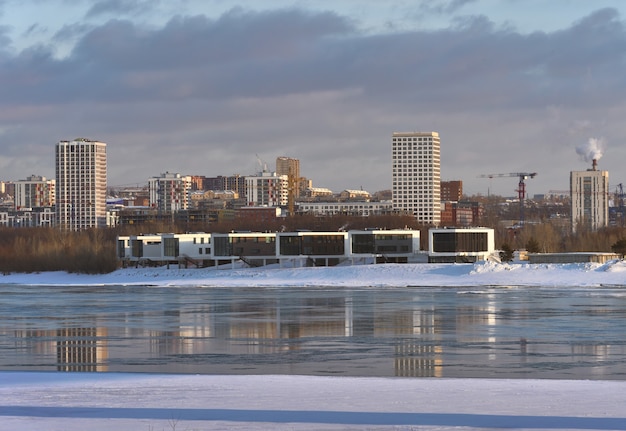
[
  {"left": 392, "top": 132, "right": 441, "bottom": 225},
  {"left": 55, "top": 138, "right": 107, "bottom": 230},
  {"left": 428, "top": 227, "right": 495, "bottom": 263}
]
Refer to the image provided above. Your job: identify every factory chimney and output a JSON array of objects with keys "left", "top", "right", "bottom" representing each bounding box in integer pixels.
[{"left": 592, "top": 159, "right": 597, "bottom": 171}]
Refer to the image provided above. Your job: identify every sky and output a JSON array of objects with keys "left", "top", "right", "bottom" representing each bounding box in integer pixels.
[{"left": 1, "top": 1, "right": 626, "bottom": 196}]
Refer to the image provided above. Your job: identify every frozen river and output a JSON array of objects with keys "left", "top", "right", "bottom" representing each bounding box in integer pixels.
[{"left": 1, "top": 284, "right": 625, "bottom": 379}]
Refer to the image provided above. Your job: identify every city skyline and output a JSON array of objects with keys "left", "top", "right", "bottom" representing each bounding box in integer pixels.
[{"left": 2, "top": 2, "right": 626, "bottom": 196}]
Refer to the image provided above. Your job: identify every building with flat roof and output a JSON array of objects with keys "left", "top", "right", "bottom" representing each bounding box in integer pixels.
[
  {"left": 245, "top": 171, "right": 288, "bottom": 207},
  {"left": 55, "top": 138, "right": 107, "bottom": 229},
  {"left": 148, "top": 172, "right": 192, "bottom": 215},
  {"left": 570, "top": 161, "right": 609, "bottom": 232},
  {"left": 440, "top": 180, "right": 462, "bottom": 202},
  {"left": 14, "top": 175, "right": 55, "bottom": 210},
  {"left": 392, "top": 132, "right": 441, "bottom": 225}
]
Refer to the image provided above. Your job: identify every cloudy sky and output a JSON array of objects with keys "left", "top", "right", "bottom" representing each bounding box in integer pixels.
[{"left": 1, "top": 0, "right": 626, "bottom": 197}]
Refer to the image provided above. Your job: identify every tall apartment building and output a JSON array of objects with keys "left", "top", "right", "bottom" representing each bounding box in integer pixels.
[
  {"left": 570, "top": 160, "right": 609, "bottom": 232},
  {"left": 392, "top": 131, "right": 441, "bottom": 225},
  {"left": 55, "top": 139, "right": 107, "bottom": 230},
  {"left": 14, "top": 175, "right": 55, "bottom": 210},
  {"left": 148, "top": 172, "right": 192, "bottom": 214},
  {"left": 246, "top": 171, "right": 288, "bottom": 207},
  {"left": 275, "top": 156, "right": 302, "bottom": 198}
]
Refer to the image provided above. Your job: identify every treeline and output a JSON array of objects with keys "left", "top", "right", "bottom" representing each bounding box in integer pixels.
[
  {"left": 2, "top": 214, "right": 625, "bottom": 274},
  {"left": 0, "top": 214, "right": 421, "bottom": 274},
  {"left": 0, "top": 227, "right": 119, "bottom": 274},
  {"left": 494, "top": 221, "right": 626, "bottom": 255}
]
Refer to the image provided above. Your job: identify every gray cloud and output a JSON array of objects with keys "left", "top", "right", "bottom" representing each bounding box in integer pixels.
[
  {"left": 85, "top": 0, "right": 160, "bottom": 18},
  {"left": 1, "top": 6, "right": 626, "bottom": 194},
  {"left": 419, "top": 0, "right": 477, "bottom": 15}
]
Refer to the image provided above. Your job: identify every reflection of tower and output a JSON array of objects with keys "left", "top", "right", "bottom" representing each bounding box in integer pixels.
[
  {"left": 56, "top": 327, "right": 108, "bottom": 372},
  {"left": 394, "top": 310, "right": 442, "bottom": 377}
]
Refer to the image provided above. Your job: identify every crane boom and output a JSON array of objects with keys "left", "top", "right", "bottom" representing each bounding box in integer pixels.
[{"left": 478, "top": 172, "right": 538, "bottom": 225}]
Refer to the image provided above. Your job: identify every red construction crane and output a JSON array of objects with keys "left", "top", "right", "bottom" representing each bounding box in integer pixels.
[{"left": 478, "top": 172, "right": 537, "bottom": 225}]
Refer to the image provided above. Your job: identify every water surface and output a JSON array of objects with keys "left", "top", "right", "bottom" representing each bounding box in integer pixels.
[{"left": 1, "top": 284, "right": 625, "bottom": 379}]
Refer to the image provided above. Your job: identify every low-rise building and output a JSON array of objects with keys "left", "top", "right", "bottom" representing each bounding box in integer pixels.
[
  {"left": 117, "top": 229, "right": 421, "bottom": 268},
  {"left": 428, "top": 227, "right": 495, "bottom": 263}
]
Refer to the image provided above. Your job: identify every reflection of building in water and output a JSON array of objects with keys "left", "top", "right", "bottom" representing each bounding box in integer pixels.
[
  {"left": 13, "top": 330, "right": 57, "bottom": 356},
  {"left": 388, "top": 309, "right": 443, "bottom": 377},
  {"left": 56, "top": 327, "right": 108, "bottom": 372},
  {"left": 395, "top": 341, "right": 443, "bottom": 377}
]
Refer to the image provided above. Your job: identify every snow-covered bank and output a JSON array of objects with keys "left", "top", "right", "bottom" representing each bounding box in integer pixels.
[
  {"left": 2, "top": 260, "right": 626, "bottom": 287},
  {"left": 1, "top": 372, "right": 625, "bottom": 431}
]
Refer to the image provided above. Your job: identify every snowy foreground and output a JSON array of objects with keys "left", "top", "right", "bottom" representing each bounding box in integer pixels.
[
  {"left": 2, "top": 261, "right": 626, "bottom": 430},
  {"left": 3, "top": 259, "right": 626, "bottom": 288},
  {"left": 1, "top": 373, "right": 626, "bottom": 431}
]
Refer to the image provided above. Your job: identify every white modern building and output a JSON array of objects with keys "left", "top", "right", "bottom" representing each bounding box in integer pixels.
[
  {"left": 55, "top": 138, "right": 107, "bottom": 230},
  {"left": 14, "top": 175, "right": 55, "bottom": 210},
  {"left": 428, "top": 227, "right": 495, "bottom": 263},
  {"left": 118, "top": 229, "right": 422, "bottom": 268},
  {"left": 148, "top": 172, "right": 192, "bottom": 214},
  {"left": 570, "top": 161, "right": 609, "bottom": 232},
  {"left": 245, "top": 171, "right": 288, "bottom": 207},
  {"left": 392, "top": 131, "right": 441, "bottom": 225}
]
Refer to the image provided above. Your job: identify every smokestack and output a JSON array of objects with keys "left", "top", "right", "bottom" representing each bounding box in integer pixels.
[{"left": 592, "top": 159, "right": 597, "bottom": 171}]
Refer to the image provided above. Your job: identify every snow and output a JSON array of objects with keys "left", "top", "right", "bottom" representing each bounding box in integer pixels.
[
  {"left": 3, "top": 259, "right": 626, "bottom": 288},
  {"left": 2, "top": 261, "right": 626, "bottom": 430},
  {"left": 1, "top": 373, "right": 625, "bottom": 430}
]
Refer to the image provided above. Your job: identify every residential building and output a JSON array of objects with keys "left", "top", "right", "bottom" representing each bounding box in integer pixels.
[
  {"left": 339, "top": 189, "right": 371, "bottom": 201},
  {"left": 245, "top": 171, "right": 288, "bottom": 207},
  {"left": 440, "top": 201, "right": 481, "bottom": 227},
  {"left": 276, "top": 156, "right": 302, "bottom": 198},
  {"left": 440, "top": 180, "right": 463, "bottom": 202},
  {"left": 204, "top": 175, "right": 246, "bottom": 195},
  {"left": 296, "top": 201, "right": 393, "bottom": 217},
  {"left": 148, "top": 172, "right": 192, "bottom": 215},
  {"left": 55, "top": 138, "right": 107, "bottom": 230},
  {"left": 392, "top": 131, "right": 441, "bottom": 225},
  {"left": 14, "top": 175, "right": 55, "bottom": 210},
  {"left": 570, "top": 161, "right": 609, "bottom": 232}
]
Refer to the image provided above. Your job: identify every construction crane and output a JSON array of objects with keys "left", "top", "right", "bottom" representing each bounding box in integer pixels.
[{"left": 478, "top": 172, "right": 537, "bottom": 225}]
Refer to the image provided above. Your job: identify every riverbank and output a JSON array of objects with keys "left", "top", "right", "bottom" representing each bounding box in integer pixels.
[{"left": 2, "top": 260, "right": 626, "bottom": 287}]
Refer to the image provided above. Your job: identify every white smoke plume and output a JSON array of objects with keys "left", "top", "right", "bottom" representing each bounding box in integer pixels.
[{"left": 576, "top": 137, "right": 605, "bottom": 162}]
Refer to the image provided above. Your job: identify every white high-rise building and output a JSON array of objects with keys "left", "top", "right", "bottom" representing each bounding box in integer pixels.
[
  {"left": 392, "top": 131, "right": 441, "bottom": 225},
  {"left": 148, "top": 172, "right": 192, "bottom": 214},
  {"left": 55, "top": 138, "right": 107, "bottom": 230},
  {"left": 14, "top": 175, "right": 55, "bottom": 210},
  {"left": 570, "top": 160, "right": 609, "bottom": 232}
]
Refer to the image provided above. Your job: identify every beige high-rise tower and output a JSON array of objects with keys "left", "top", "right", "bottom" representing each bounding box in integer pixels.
[
  {"left": 570, "top": 159, "right": 609, "bottom": 232},
  {"left": 392, "top": 132, "right": 441, "bottom": 225},
  {"left": 55, "top": 138, "right": 107, "bottom": 230},
  {"left": 276, "top": 156, "right": 301, "bottom": 198}
]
